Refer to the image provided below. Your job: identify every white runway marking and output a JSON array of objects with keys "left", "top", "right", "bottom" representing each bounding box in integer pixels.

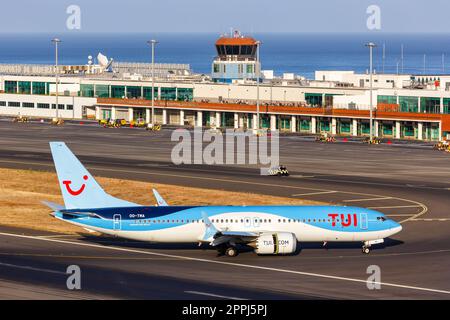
[
  {"left": 0, "top": 262, "right": 65, "bottom": 275},
  {"left": 292, "top": 191, "right": 338, "bottom": 197},
  {"left": 412, "top": 218, "right": 450, "bottom": 222},
  {"left": 36, "top": 234, "right": 79, "bottom": 239},
  {"left": 184, "top": 291, "right": 248, "bottom": 300},
  {"left": 385, "top": 214, "right": 416, "bottom": 217},
  {"left": 343, "top": 197, "right": 392, "bottom": 203},
  {"left": 368, "top": 205, "right": 421, "bottom": 209},
  {"left": 0, "top": 231, "right": 448, "bottom": 296}
]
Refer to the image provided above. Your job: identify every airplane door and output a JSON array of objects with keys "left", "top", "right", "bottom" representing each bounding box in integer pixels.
[
  {"left": 113, "top": 214, "right": 122, "bottom": 231},
  {"left": 360, "top": 213, "right": 368, "bottom": 230},
  {"left": 253, "top": 217, "right": 260, "bottom": 228}
]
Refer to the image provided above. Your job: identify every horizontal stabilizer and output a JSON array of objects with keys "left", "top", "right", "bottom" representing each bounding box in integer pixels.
[
  {"left": 41, "top": 201, "right": 65, "bottom": 211},
  {"left": 152, "top": 189, "right": 168, "bottom": 206}
]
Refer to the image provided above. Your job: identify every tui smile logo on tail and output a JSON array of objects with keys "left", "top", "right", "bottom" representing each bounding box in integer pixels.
[{"left": 63, "top": 175, "right": 88, "bottom": 196}]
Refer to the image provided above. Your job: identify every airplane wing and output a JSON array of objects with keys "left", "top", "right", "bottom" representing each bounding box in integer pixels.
[
  {"left": 201, "top": 212, "right": 259, "bottom": 246},
  {"left": 152, "top": 189, "right": 168, "bottom": 206}
]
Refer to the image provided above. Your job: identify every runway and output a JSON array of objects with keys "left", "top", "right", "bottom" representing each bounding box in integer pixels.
[{"left": 0, "top": 120, "right": 449, "bottom": 299}]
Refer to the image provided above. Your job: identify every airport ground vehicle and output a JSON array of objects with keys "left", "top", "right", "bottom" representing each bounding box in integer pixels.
[
  {"left": 50, "top": 118, "right": 64, "bottom": 126},
  {"left": 268, "top": 165, "right": 290, "bottom": 176},
  {"left": 363, "top": 137, "right": 382, "bottom": 145},
  {"left": 146, "top": 123, "right": 161, "bottom": 131},
  {"left": 45, "top": 142, "right": 402, "bottom": 257},
  {"left": 134, "top": 118, "right": 146, "bottom": 128},
  {"left": 12, "top": 116, "right": 29, "bottom": 123},
  {"left": 315, "top": 133, "right": 336, "bottom": 143},
  {"left": 434, "top": 140, "right": 450, "bottom": 152}
]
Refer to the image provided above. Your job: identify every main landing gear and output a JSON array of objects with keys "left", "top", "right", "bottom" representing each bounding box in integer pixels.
[
  {"left": 225, "top": 246, "right": 239, "bottom": 257},
  {"left": 217, "top": 245, "right": 239, "bottom": 257}
]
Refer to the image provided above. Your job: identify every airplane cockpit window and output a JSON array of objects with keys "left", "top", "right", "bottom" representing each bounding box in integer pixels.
[{"left": 377, "top": 216, "right": 387, "bottom": 221}]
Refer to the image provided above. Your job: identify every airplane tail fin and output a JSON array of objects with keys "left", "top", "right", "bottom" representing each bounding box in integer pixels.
[{"left": 49, "top": 142, "right": 139, "bottom": 210}]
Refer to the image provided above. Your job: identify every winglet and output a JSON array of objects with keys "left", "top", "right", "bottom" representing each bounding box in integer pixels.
[
  {"left": 201, "top": 212, "right": 219, "bottom": 243},
  {"left": 152, "top": 189, "right": 168, "bottom": 206}
]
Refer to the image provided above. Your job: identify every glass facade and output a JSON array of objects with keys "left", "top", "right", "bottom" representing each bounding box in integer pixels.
[
  {"left": 399, "top": 96, "right": 418, "bottom": 113},
  {"left": 279, "top": 117, "right": 290, "bottom": 130},
  {"left": 18, "top": 81, "right": 31, "bottom": 94},
  {"left": 161, "top": 87, "right": 176, "bottom": 100},
  {"left": 111, "top": 86, "right": 125, "bottom": 98},
  {"left": 143, "top": 87, "right": 155, "bottom": 100},
  {"left": 420, "top": 97, "right": 440, "bottom": 114},
  {"left": 299, "top": 118, "right": 311, "bottom": 131},
  {"left": 381, "top": 122, "right": 393, "bottom": 136},
  {"left": 5, "top": 81, "right": 17, "bottom": 93},
  {"left": 260, "top": 115, "right": 270, "bottom": 129},
  {"left": 305, "top": 93, "right": 322, "bottom": 107},
  {"left": 80, "top": 84, "right": 94, "bottom": 97},
  {"left": 126, "top": 86, "right": 141, "bottom": 99},
  {"left": 377, "top": 95, "right": 397, "bottom": 104},
  {"left": 222, "top": 113, "right": 235, "bottom": 127},
  {"left": 443, "top": 98, "right": 450, "bottom": 114},
  {"left": 403, "top": 123, "right": 415, "bottom": 137},
  {"left": 339, "top": 121, "right": 351, "bottom": 134},
  {"left": 360, "top": 122, "right": 370, "bottom": 135},
  {"left": 32, "top": 82, "right": 46, "bottom": 95},
  {"left": 177, "top": 88, "right": 193, "bottom": 101},
  {"left": 95, "top": 85, "right": 110, "bottom": 98},
  {"left": 1, "top": 80, "right": 196, "bottom": 103},
  {"left": 319, "top": 119, "right": 330, "bottom": 132}
]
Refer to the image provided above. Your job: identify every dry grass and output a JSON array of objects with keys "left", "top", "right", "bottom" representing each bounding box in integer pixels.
[{"left": 0, "top": 168, "right": 322, "bottom": 234}]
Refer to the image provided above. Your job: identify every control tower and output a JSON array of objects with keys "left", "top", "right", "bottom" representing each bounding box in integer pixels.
[{"left": 211, "top": 30, "right": 260, "bottom": 83}]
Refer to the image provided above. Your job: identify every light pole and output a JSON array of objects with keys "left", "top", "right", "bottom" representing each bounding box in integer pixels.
[
  {"left": 52, "top": 38, "right": 61, "bottom": 119},
  {"left": 366, "top": 42, "right": 377, "bottom": 142},
  {"left": 256, "top": 40, "right": 261, "bottom": 131},
  {"left": 147, "top": 39, "right": 158, "bottom": 125}
]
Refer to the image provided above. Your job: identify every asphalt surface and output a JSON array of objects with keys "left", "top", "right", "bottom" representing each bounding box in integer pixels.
[{"left": 0, "top": 119, "right": 449, "bottom": 299}]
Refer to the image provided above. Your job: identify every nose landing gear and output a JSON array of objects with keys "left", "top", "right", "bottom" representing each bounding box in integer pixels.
[{"left": 362, "top": 239, "right": 384, "bottom": 254}]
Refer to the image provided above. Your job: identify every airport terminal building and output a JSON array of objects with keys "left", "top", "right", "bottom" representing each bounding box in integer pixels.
[{"left": 1, "top": 34, "right": 450, "bottom": 141}]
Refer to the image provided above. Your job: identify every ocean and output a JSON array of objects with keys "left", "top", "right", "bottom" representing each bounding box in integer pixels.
[{"left": 1, "top": 33, "right": 450, "bottom": 79}]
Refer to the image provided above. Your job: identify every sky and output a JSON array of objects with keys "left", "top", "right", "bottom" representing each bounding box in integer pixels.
[{"left": 1, "top": 0, "right": 450, "bottom": 34}]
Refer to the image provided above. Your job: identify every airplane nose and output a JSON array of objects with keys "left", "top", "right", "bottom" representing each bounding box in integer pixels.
[{"left": 390, "top": 222, "right": 402, "bottom": 234}]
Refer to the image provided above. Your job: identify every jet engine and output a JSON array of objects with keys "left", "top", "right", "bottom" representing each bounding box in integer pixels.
[{"left": 250, "top": 232, "right": 297, "bottom": 255}]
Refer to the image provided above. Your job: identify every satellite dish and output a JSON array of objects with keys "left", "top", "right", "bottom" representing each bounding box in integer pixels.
[
  {"left": 88, "top": 55, "right": 93, "bottom": 65},
  {"left": 97, "top": 53, "right": 109, "bottom": 67}
]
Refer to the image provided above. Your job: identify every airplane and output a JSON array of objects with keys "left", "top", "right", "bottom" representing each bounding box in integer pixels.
[{"left": 44, "top": 142, "right": 402, "bottom": 257}]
